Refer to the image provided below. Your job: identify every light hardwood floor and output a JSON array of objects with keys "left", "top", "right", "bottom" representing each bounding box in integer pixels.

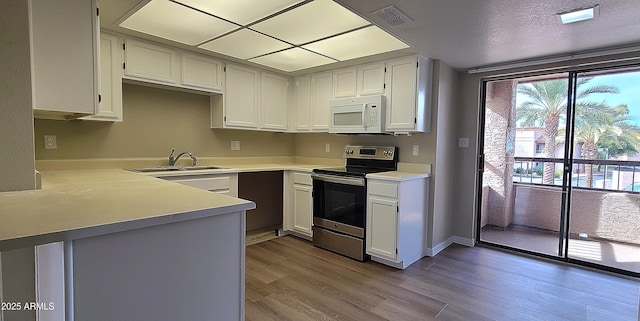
[{"left": 245, "top": 236, "right": 640, "bottom": 321}]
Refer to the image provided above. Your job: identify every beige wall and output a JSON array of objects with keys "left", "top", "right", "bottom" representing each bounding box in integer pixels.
[
  {"left": 0, "top": 0, "right": 35, "bottom": 192},
  {"left": 35, "top": 84, "right": 295, "bottom": 160},
  {"left": 36, "top": 83, "right": 437, "bottom": 164},
  {"left": 293, "top": 132, "right": 432, "bottom": 164},
  {"left": 430, "top": 61, "right": 459, "bottom": 248}
]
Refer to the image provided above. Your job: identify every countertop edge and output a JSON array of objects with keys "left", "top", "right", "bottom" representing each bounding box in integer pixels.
[
  {"left": 366, "top": 172, "right": 431, "bottom": 181},
  {"left": 0, "top": 201, "right": 255, "bottom": 252}
]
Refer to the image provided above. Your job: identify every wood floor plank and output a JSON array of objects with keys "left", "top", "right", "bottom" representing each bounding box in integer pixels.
[{"left": 245, "top": 236, "right": 640, "bottom": 321}]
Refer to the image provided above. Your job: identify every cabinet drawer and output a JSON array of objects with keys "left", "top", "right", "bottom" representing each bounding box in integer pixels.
[
  {"left": 292, "top": 172, "right": 312, "bottom": 185},
  {"left": 368, "top": 181, "right": 398, "bottom": 198},
  {"left": 172, "top": 177, "right": 230, "bottom": 192}
]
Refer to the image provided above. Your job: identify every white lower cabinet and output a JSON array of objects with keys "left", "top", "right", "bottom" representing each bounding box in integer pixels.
[
  {"left": 158, "top": 173, "right": 238, "bottom": 197},
  {"left": 367, "top": 195, "right": 398, "bottom": 261},
  {"left": 284, "top": 171, "right": 313, "bottom": 238},
  {"left": 366, "top": 176, "right": 429, "bottom": 269}
]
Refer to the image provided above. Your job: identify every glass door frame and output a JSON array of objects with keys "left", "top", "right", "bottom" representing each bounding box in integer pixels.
[{"left": 475, "top": 65, "right": 640, "bottom": 278}]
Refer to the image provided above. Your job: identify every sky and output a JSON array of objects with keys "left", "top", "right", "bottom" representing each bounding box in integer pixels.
[
  {"left": 515, "top": 69, "right": 640, "bottom": 127},
  {"left": 580, "top": 70, "right": 640, "bottom": 126}
]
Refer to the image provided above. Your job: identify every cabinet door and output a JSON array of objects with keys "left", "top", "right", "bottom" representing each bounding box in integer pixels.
[
  {"left": 224, "top": 64, "right": 259, "bottom": 129},
  {"left": 83, "top": 33, "right": 123, "bottom": 121},
  {"left": 124, "top": 38, "right": 179, "bottom": 85},
  {"left": 333, "top": 67, "right": 357, "bottom": 99},
  {"left": 293, "top": 183, "right": 313, "bottom": 236},
  {"left": 181, "top": 53, "right": 223, "bottom": 92},
  {"left": 295, "top": 76, "right": 312, "bottom": 131},
  {"left": 31, "top": 0, "right": 98, "bottom": 117},
  {"left": 311, "top": 72, "right": 332, "bottom": 131},
  {"left": 366, "top": 196, "right": 398, "bottom": 261},
  {"left": 260, "top": 72, "right": 289, "bottom": 131},
  {"left": 385, "top": 56, "right": 418, "bottom": 131},
  {"left": 357, "top": 62, "right": 386, "bottom": 96}
]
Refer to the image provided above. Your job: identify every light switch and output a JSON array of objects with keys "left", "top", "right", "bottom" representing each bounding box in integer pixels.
[
  {"left": 458, "top": 137, "right": 469, "bottom": 148},
  {"left": 325, "top": 143, "right": 330, "bottom": 152},
  {"left": 231, "top": 141, "right": 240, "bottom": 151},
  {"left": 412, "top": 145, "right": 419, "bottom": 156}
]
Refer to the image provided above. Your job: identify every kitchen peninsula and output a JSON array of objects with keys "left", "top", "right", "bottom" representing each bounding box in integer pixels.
[{"left": 0, "top": 169, "right": 255, "bottom": 321}]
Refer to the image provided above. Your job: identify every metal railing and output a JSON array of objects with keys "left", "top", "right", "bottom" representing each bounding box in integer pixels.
[{"left": 512, "top": 157, "right": 640, "bottom": 192}]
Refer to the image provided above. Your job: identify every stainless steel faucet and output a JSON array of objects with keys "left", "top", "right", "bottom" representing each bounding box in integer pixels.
[{"left": 168, "top": 148, "right": 197, "bottom": 167}]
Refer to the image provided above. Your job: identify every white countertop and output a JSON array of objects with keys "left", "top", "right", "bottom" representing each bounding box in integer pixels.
[
  {"left": 366, "top": 171, "right": 431, "bottom": 181},
  {"left": 1, "top": 160, "right": 430, "bottom": 251},
  {"left": 0, "top": 169, "right": 255, "bottom": 251}
]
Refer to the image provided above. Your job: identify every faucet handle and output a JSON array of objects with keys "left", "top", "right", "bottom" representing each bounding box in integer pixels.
[{"left": 168, "top": 148, "right": 176, "bottom": 166}]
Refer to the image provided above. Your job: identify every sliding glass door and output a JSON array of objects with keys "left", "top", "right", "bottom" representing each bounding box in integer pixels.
[
  {"left": 566, "top": 68, "right": 640, "bottom": 273},
  {"left": 477, "top": 66, "right": 640, "bottom": 276}
]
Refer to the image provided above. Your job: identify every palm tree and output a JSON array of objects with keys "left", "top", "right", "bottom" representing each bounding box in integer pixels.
[
  {"left": 575, "top": 104, "right": 640, "bottom": 187},
  {"left": 516, "top": 78, "right": 618, "bottom": 184}
]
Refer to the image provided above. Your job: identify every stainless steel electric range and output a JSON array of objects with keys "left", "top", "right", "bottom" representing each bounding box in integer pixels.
[{"left": 311, "top": 145, "right": 398, "bottom": 261}]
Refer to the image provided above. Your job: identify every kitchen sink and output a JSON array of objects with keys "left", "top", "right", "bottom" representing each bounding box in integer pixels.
[{"left": 129, "top": 166, "right": 225, "bottom": 173}]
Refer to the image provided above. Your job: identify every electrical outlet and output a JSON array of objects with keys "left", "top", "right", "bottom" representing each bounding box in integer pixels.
[
  {"left": 325, "top": 143, "right": 330, "bottom": 152},
  {"left": 412, "top": 144, "right": 419, "bottom": 156},
  {"left": 44, "top": 135, "right": 57, "bottom": 149},
  {"left": 231, "top": 141, "right": 240, "bottom": 151}
]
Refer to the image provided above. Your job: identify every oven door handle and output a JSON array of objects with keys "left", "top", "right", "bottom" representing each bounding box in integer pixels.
[{"left": 311, "top": 173, "right": 365, "bottom": 186}]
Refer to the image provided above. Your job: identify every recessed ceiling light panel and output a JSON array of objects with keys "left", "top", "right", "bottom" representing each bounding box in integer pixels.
[
  {"left": 557, "top": 5, "right": 600, "bottom": 24},
  {"left": 199, "top": 29, "right": 291, "bottom": 60},
  {"left": 249, "top": 48, "right": 337, "bottom": 72},
  {"left": 175, "top": 0, "right": 304, "bottom": 25},
  {"left": 251, "top": 0, "right": 370, "bottom": 45},
  {"left": 120, "top": 0, "right": 238, "bottom": 45},
  {"left": 303, "top": 26, "right": 409, "bottom": 61}
]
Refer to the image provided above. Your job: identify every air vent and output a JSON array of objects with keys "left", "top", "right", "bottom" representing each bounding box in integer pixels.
[{"left": 372, "top": 5, "right": 414, "bottom": 26}]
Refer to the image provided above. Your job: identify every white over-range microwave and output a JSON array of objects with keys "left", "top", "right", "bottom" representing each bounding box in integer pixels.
[{"left": 329, "top": 95, "right": 386, "bottom": 134}]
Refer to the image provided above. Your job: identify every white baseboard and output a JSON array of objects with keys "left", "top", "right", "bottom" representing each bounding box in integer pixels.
[
  {"left": 425, "top": 237, "right": 454, "bottom": 257},
  {"left": 425, "top": 236, "right": 476, "bottom": 257},
  {"left": 453, "top": 236, "right": 475, "bottom": 247}
]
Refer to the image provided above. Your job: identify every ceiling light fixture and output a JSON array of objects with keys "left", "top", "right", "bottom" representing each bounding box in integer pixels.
[
  {"left": 119, "top": 0, "right": 412, "bottom": 72},
  {"left": 557, "top": 5, "right": 599, "bottom": 25}
]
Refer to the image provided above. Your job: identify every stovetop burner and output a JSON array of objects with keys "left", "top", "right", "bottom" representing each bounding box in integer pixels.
[
  {"left": 313, "top": 166, "right": 392, "bottom": 178},
  {"left": 312, "top": 145, "right": 398, "bottom": 178}
]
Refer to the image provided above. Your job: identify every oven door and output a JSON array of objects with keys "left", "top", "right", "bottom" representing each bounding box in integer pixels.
[{"left": 311, "top": 173, "right": 366, "bottom": 238}]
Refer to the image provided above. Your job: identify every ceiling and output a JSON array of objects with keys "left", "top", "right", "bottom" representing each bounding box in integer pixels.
[{"left": 99, "top": 0, "right": 640, "bottom": 73}]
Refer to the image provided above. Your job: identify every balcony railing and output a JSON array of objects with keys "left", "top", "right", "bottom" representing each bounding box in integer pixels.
[{"left": 512, "top": 157, "right": 640, "bottom": 192}]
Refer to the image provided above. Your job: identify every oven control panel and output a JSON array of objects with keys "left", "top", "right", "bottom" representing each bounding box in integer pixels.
[{"left": 344, "top": 145, "right": 396, "bottom": 160}]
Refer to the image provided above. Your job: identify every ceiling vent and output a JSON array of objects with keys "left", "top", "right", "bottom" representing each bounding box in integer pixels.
[{"left": 372, "top": 5, "right": 413, "bottom": 26}]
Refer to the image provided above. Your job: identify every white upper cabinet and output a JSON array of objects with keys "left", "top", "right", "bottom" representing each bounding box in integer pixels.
[
  {"left": 332, "top": 63, "right": 386, "bottom": 99},
  {"left": 357, "top": 62, "right": 386, "bottom": 96},
  {"left": 332, "top": 67, "right": 357, "bottom": 99},
  {"left": 311, "top": 72, "right": 332, "bottom": 131},
  {"left": 181, "top": 53, "right": 223, "bottom": 93},
  {"left": 83, "top": 32, "right": 123, "bottom": 122},
  {"left": 222, "top": 64, "right": 259, "bottom": 129},
  {"left": 124, "top": 38, "right": 180, "bottom": 85},
  {"left": 260, "top": 72, "right": 289, "bottom": 131},
  {"left": 32, "top": 0, "right": 99, "bottom": 119},
  {"left": 294, "top": 75, "right": 312, "bottom": 131},
  {"left": 385, "top": 56, "right": 432, "bottom": 133}
]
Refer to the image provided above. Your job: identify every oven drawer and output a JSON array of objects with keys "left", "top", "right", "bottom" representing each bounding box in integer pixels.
[
  {"left": 368, "top": 181, "right": 398, "bottom": 198},
  {"left": 312, "top": 226, "right": 366, "bottom": 261}
]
